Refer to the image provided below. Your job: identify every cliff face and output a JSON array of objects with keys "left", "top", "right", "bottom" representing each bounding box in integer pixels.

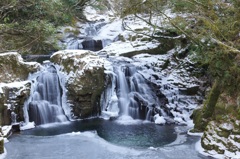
[
  {"left": 51, "top": 50, "right": 106, "bottom": 118},
  {"left": 0, "top": 52, "right": 40, "bottom": 125}
]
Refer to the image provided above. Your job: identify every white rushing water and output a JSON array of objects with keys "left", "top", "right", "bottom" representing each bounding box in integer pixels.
[
  {"left": 101, "top": 61, "right": 168, "bottom": 122},
  {"left": 23, "top": 62, "right": 70, "bottom": 125}
]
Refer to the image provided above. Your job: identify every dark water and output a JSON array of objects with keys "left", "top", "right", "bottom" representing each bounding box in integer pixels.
[
  {"left": 21, "top": 118, "right": 176, "bottom": 148},
  {"left": 5, "top": 119, "right": 211, "bottom": 159}
]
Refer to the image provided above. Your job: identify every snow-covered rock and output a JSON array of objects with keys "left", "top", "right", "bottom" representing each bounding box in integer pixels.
[
  {"left": 0, "top": 81, "right": 31, "bottom": 125},
  {"left": 51, "top": 50, "right": 106, "bottom": 118},
  {"left": 0, "top": 52, "right": 40, "bottom": 83},
  {"left": 201, "top": 121, "right": 240, "bottom": 158}
]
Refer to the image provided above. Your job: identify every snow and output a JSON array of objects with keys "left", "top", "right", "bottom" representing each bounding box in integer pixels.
[
  {"left": 1, "top": 126, "right": 12, "bottom": 137},
  {"left": 0, "top": 52, "right": 39, "bottom": 67},
  {"left": 0, "top": 52, "right": 19, "bottom": 57},
  {"left": 0, "top": 81, "right": 29, "bottom": 89},
  {"left": 52, "top": 50, "right": 106, "bottom": 90},
  {"left": 154, "top": 114, "right": 166, "bottom": 125},
  {"left": 219, "top": 123, "right": 233, "bottom": 131},
  {"left": 84, "top": 6, "right": 112, "bottom": 22},
  {"left": 187, "top": 130, "right": 203, "bottom": 137},
  {"left": 0, "top": 148, "right": 7, "bottom": 159},
  {"left": 0, "top": 81, "right": 30, "bottom": 109},
  {"left": 0, "top": 126, "right": 11, "bottom": 159},
  {"left": 95, "top": 20, "right": 123, "bottom": 41},
  {"left": 194, "top": 121, "right": 240, "bottom": 159},
  {"left": 52, "top": 50, "right": 105, "bottom": 71},
  {"left": 20, "top": 122, "right": 35, "bottom": 130}
]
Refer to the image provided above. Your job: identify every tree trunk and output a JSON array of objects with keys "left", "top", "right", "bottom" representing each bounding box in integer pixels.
[
  {"left": 202, "top": 80, "right": 221, "bottom": 119},
  {"left": 193, "top": 80, "right": 221, "bottom": 132}
]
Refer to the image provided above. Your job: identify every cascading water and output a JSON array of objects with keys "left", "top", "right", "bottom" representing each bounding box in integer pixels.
[
  {"left": 65, "top": 21, "right": 113, "bottom": 51},
  {"left": 101, "top": 62, "right": 168, "bottom": 121},
  {"left": 24, "top": 63, "right": 70, "bottom": 125}
]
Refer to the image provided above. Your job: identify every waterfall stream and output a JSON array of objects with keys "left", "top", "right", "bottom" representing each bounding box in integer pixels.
[
  {"left": 65, "top": 21, "right": 113, "bottom": 51},
  {"left": 101, "top": 62, "right": 168, "bottom": 121},
  {"left": 24, "top": 63, "right": 70, "bottom": 125}
]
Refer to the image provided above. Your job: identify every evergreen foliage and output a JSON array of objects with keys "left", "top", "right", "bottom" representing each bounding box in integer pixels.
[{"left": 0, "top": 0, "right": 90, "bottom": 54}]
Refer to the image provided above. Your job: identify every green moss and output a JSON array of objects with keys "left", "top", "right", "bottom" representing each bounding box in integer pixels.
[
  {"left": 192, "top": 108, "right": 209, "bottom": 132},
  {"left": 193, "top": 81, "right": 221, "bottom": 132},
  {"left": 217, "top": 129, "right": 231, "bottom": 138}
]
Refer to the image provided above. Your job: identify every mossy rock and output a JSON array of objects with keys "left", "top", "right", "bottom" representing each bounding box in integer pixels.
[
  {"left": 201, "top": 137, "right": 225, "bottom": 154},
  {"left": 0, "top": 52, "right": 40, "bottom": 82},
  {"left": 192, "top": 108, "right": 209, "bottom": 132},
  {"left": 216, "top": 129, "right": 231, "bottom": 138},
  {"left": 51, "top": 50, "right": 105, "bottom": 119}
]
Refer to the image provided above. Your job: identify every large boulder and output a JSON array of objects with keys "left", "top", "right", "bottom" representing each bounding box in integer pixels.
[
  {"left": 0, "top": 52, "right": 40, "bottom": 125},
  {"left": 0, "top": 82, "right": 31, "bottom": 125},
  {"left": 0, "top": 52, "right": 40, "bottom": 82},
  {"left": 51, "top": 50, "right": 106, "bottom": 118}
]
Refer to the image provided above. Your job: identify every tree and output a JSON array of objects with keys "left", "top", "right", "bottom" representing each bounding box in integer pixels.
[{"left": 0, "top": 0, "right": 90, "bottom": 54}]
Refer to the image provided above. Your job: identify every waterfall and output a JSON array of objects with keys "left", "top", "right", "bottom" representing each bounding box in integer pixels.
[
  {"left": 64, "top": 21, "right": 113, "bottom": 51},
  {"left": 101, "top": 63, "right": 167, "bottom": 121},
  {"left": 24, "top": 63, "right": 70, "bottom": 125}
]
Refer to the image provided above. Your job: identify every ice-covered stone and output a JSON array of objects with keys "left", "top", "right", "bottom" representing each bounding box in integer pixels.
[
  {"left": 51, "top": 50, "right": 106, "bottom": 118},
  {"left": 0, "top": 52, "right": 40, "bottom": 83}
]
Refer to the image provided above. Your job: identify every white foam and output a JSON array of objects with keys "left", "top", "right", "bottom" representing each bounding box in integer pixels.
[{"left": 115, "top": 116, "right": 142, "bottom": 125}]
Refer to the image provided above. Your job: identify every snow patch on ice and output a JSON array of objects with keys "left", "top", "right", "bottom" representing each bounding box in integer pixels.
[
  {"left": 0, "top": 148, "right": 7, "bottom": 159},
  {"left": 1, "top": 126, "right": 12, "bottom": 137},
  {"left": 154, "top": 114, "right": 166, "bottom": 125},
  {"left": 20, "top": 122, "right": 35, "bottom": 131}
]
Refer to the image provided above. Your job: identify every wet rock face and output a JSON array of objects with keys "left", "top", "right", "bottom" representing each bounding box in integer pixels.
[
  {"left": 0, "top": 52, "right": 40, "bottom": 82},
  {"left": 51, "top": 50, "right": 105, "bottom": 118},
  {"left": 0, "top": 82, "right": 31, "bottom": 125},
  {"left": 0, "top": 52, "right": 39, "bottom": 125}
]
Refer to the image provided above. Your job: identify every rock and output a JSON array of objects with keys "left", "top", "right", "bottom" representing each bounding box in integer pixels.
[
  {"left": 51, "top": 50, "right": 106, "bottom": 118},
  {"left": 179, "top": 85, "right": 199, "bottom": 95},
  {"left": 201, "top": 121, "right": 240, "bottom": 157},
  {"left": 0, "top": 52, "right": 36, "bottom": 125},
  {"left": 12, "top": 123, "right": 20, "bottom": 132},
  {"left": 0, "top": 52, "right": 40, "bottom": 82},
  {"left": 0, "top": 81, "right": 31, "bottom": 125}
]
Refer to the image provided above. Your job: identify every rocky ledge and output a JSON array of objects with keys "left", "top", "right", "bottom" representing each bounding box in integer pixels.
[
  {"left": 0, "top": 52, "right": 40, "bottom": 82},
  {"left": 51, "top": 50, "right": 106, "bottom": 118},
  {"left": 0, "top": 52, "right": 40, "bottom": 125}
]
